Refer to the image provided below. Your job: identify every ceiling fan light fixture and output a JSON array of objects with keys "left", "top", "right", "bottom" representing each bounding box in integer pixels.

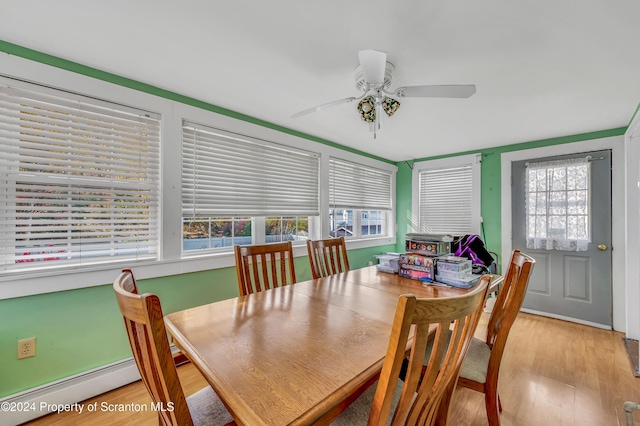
[
  {"left": 357, "top": 96, "right": 376, "bottom": 122},
  {"left": 382, "top": 97, "right": 400, "bottom": 116}
]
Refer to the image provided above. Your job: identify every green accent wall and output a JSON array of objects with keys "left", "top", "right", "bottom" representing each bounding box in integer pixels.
[{"left": 394, "top": 127, "right": 627, "bottom": 271}]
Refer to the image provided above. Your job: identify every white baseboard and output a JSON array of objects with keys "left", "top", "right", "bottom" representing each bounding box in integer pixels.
[
  {"left": 520, "top": 308, "right": 612, "bottom": 330},
  {"left": 0, "top": 357, "right": 140, "bottom": 426}
]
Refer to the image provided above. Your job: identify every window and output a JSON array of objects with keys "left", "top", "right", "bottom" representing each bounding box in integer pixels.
[
  {"left": 181, "top": 121, "right": 319, "bottom": 253},
  {"left": 183, "top": 217, "right": 252, "bottom": 250},
  {"left": 361, "top": 210, "right": 384, "bottom": 236},
  {"left": 412, "top": 154, "right": 481, "bottom": 236},
  {"left": 0, "top": 56, "right": 396, "bottom": 297},
  {"left": 0, "top": 84, "right": 160, "bottom": 272},
  {"left": 329, "top": 209, "right": 385, "bottom": 238},
  {"left": 329, "top": 209, "right": 354, "bottom": 237},
  {"left": 525, "top": 157, "right": 590, "bottom": 251},
  {"left": 265, "top": 216, "right": 308, "bottom": 242},
  {"left": 328, "top": 158, "right": 393, "bottom": 239}
]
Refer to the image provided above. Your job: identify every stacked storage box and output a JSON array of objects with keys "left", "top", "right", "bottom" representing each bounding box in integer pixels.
[
  {"left": 400, "top": 234, "right": 452, "bottom": 282},
  {"left": 435, "top": 255, "right": 480, "bottom": 288},
  {"left": 375, "top": 253, "right": 401, "bottom": 274}
]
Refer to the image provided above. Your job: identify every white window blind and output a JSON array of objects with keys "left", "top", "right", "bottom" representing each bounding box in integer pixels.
[
  {"left": 329, "top": 158, "right": 392, "bottom": 210},
  {"left": 418, "top": 165, "right": 473, "bottom": 235},
  {"left": 182, "top": 121, "right": 320, "bottom": 216},
  {"left": 0, "top": 84, "right": 160, "bottom": 271}
]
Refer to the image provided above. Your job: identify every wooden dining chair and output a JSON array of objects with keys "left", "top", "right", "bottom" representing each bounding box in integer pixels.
[
  {"left": 119, "top": 268, "right": 190, "bottom": 366},
  {"left": 113, "top": 270, "right": 235, "bottom": 426},
  {"left": 331, "top": 275, "right": 491, "bottom": 426},
  {"left": 234, "top": 241, "right": 297, "bottom": 296},
  {"left": 306, "top": 236, "right": 350, "bottom": 279},
  {"left": 455, "top": 249, "right": 535, "bottom": 426}
]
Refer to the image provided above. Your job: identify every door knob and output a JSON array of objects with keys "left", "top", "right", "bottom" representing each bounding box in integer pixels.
[{"left": 597, "top": 244, "right": 608, "bottom": 251}]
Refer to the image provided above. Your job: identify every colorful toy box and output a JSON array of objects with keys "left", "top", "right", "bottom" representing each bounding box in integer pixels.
[{"left": 398, "top": 254, "right": 435, "bottom": 281}]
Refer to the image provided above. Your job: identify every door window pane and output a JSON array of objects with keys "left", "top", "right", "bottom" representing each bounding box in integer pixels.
[{"left": 525, "top": 158, "right": 590, "bottom": 251}]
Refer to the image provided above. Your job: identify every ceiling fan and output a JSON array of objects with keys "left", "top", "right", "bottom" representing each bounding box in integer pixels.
[{"left": 291, "top": 49, "right": 476, "bottom": 138}]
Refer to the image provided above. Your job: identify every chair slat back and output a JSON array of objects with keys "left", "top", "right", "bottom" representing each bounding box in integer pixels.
[
  {"left": 306, "top": 237, "right": 350, "bottom": 279},
  {"left": 369, "top": 276, "right": 491, "bottom": 426},
  {"left": 113, "top": 271, "right": 193, "bottom": 426},
  {"left": 486, "top": 250, "right": 535, "bottom": 351},
  {"left": 234, "top": 241, "right": 296, "bottom": 296}
]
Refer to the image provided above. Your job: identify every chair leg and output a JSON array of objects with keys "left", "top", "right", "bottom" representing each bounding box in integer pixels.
[
  {"left": 485, "top": 387, "right": 501, "bottom": 426},
  {"left": 434, "top": 378, "right": 456, "bottom": 425}
]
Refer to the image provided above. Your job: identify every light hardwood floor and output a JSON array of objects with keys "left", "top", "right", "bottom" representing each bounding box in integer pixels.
[{"left": 23, "top": 313, "right": 640, "bottom": 425}]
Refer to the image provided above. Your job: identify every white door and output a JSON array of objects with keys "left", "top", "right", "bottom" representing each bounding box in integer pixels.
[{"left": 511, "top": 149, "right": 612, "bottom": 328}]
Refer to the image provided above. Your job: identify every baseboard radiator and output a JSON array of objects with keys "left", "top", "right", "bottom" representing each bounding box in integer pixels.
[{"left": 0, "top": 357, "right": 140, "bottom": 426}]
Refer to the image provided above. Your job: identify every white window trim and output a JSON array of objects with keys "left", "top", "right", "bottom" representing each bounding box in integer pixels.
[
  {"left": 0, "top": 53, "right": 396, "bottom": 299},
  {"left": 411, "top": 153, "right": 482, "bottom": 236}
]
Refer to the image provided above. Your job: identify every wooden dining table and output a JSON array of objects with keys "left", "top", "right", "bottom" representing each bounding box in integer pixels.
[{"left": 164, "top": 266, "right": 502, "bottom": 426}]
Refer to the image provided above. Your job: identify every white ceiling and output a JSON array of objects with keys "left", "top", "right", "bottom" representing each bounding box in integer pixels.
[{"left": 2, "top": 1, "right": 640, "bottom": 162}]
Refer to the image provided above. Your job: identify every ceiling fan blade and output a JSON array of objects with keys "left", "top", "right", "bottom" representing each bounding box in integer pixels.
[
  {"left": 394, "top": 85, "right": 476, "bottom": 98},
  {"left": 358, "top": 49, "right": 387, "bottom": 85},
  {"left": 290, "top": 96, "right": 358, "bottom": 118}
]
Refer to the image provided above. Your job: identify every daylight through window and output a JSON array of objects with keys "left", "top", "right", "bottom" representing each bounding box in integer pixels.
[
  {"left": 525, "top": 157, "right": 590, "bottom": 251},
  {"left": 0, "top": 84, "right": 160, "bottom": 271}
]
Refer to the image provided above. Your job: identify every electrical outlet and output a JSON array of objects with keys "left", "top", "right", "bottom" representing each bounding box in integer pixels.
[{"left": 18, "top": 337, "right": 36, "bottom": 359}]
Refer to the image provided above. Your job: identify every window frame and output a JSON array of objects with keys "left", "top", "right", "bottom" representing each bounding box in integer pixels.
[
  {"left": 411, "top": 154, "right": 482, "bottom": 236},
  {"left": 326, "top": 156, "right": 395, "bottom": 241},
  {"left": 179, "top": 121, "right": 320, "bottom": 257}
]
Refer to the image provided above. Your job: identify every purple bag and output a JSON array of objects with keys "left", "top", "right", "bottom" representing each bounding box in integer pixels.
[{"left": 453, "top": 235, "right": 494, "bottom": 266}]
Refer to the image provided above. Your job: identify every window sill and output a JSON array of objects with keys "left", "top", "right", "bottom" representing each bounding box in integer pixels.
[{"left": 0, "top": 236, "right": 396, "bottom": 300}]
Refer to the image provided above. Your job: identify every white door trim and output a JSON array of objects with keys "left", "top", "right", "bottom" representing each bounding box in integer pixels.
[
  {"left": 625, "top": 114, "right": 640, "bottom": 341},
  {"left": 501, "top": 135, "right": 625, "bottom": 331}
]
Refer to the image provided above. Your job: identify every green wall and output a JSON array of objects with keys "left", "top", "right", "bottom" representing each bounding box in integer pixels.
[
  {"left": 394, "top": 127, "right": 627, "bottom": 271},
  {"left": 0, "top": 245, "right": 393, "bottom": 397}
]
